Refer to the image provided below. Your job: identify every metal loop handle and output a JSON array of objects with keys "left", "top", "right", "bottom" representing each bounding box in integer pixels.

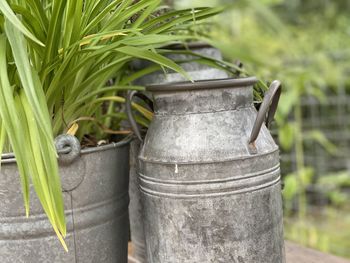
[
  {"left": 55, "top": 134, "right": 81, "bottom": 165},
  {"left": 126, "top": 90, "right": 142, "bottom": 141},
  {"left": 249, "top": 80, "right": 282, "bottom": 145}
]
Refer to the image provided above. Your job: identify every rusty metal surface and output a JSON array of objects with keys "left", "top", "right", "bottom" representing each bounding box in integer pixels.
[{"left": 139, "top": 78, "right": 285, "bottom": 262}]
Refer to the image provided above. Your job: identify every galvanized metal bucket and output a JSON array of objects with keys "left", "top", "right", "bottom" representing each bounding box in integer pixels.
[
  {"left": 127, "top": 44, "right": 229, "bottom": 262},
  {"left": 130, "top": 77, "right": 285, "bottom": 263},
  {"left": 0, "top": 135, "right": 131, "bottom": 263}
]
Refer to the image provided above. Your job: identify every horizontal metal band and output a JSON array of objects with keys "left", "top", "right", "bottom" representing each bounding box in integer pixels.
[
  {"left": 139, "top": 148, "right": 279, "bottom": 165},
  {"left": 154, "top": 105, "right": 253, "bottom": 117},
  {"left": 0, "top": 194, "right": 128, "bottom": 240},
  {"left": 139, "top": 164, "right": 280, "bottom": 198},
  {"left": 1, "top": 135, "right": 132, "bottom": 164},
  {"left": 146, "top": 77, "right": 258, "bottom": 92}
]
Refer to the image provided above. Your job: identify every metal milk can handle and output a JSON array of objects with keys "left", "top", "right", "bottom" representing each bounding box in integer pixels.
[
  {"left": 248, "top": 80, "right": 282, "bottom": 147},
  {"left": 126, "top": 90, "right": 153, "bottom": 142}
]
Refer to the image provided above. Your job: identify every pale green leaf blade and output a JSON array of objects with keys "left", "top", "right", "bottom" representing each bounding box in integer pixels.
[
  {"left": 0, "top": 120, "right": 6, "bottom": 171},
  {"left": 18, "top": 90, "right": 66, "bottom": 239},
  {"left": 4, "top": 20, "right": 55, "bottom": 151},
  {"left": 0, "top": 34, "right": 30, "bottom": 215},
  {"left": 14, "top": 91, "right": 67, "bottom": 249},
  {"left": 116, "top": 46, "right": 191, "bottom": 80},
  {"left": 0, "top": 0, "right": 44, "bottom": 46}
]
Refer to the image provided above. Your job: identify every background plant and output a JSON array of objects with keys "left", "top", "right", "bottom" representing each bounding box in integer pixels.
[{"left": 0, "top": 0, "right": 223, "bottom": 249}]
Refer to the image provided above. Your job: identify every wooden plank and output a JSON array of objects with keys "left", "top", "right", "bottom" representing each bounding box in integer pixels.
[
  {"left": 128, "top": 241, "right": 350, "bottom": 262},
  {"left": 286, "top": 241, "right": 350, "bottom": 263},
  {"left": 128, "top": 256, "right": 140, "bottom": 263}
]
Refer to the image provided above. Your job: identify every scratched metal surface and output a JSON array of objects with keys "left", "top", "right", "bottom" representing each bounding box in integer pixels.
[
  {"left": 0, "top": 140, "right": 130, "bottom": 263},
  {"left": 129, "top": 46, "right": 229, "bottom": 262},
  {"left": 139, "top": 78, "right": 285, "bottom": 263}
]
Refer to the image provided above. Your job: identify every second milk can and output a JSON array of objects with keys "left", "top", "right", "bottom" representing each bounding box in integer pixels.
[
  {"left": 128, "top": 43, "right": 229, "bottom": 262},
  {"left": 139, "top": 77, "right": 285, "bottom": 263}
]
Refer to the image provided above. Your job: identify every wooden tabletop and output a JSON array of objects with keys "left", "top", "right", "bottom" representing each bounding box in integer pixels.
[
  {"left": 285, "top": 241, "right": 350, "bottom": 263},
  {"left": 128, "top": 241, "right": 350, "bottom": 263}
]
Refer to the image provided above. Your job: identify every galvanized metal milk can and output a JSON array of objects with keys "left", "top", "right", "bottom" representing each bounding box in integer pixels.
[
  {"left": 131, "top": 77, "right": 285, "bottom": 263},
  {"left": 128, "top": 44, "right": 229, "bottom": 262},
  {"left": 129, "top": 139, "right": 146, "bottom": 260}
]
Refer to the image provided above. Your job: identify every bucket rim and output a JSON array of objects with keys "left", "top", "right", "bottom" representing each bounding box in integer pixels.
[
  {"left": 1, "top": 135, "right": 133, "bottom": 164},
  {"left": 146, "top": 77, "right": 258, "bottom": 92}
]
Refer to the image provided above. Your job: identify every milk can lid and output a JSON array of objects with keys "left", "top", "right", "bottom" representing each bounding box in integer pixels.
[{"left": 146, "top": 77, "right": 258, "bottom": 92}]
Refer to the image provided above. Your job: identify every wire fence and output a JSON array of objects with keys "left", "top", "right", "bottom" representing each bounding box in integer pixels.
[
  {"left": 272, "top": 86, "right": 350, "bottom": 207},
  {"left": 279, "top": 88, "right": 350, "bottom": 177}
]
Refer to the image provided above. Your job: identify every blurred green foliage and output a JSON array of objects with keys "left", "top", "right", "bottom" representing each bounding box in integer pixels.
[
  {"left": 285, "top": 206, "right": 350, "bottom": 259},
  {"left": 176, "top": 0, "right": 350, "bottom": 258}
]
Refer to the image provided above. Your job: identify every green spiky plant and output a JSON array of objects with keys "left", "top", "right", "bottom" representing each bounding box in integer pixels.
[{"left": 0, "top": 0, "right": 223, "bottom": 249}]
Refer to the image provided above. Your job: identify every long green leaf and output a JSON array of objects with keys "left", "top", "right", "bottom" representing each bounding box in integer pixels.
[
  {"left": 5, "top": 21, "right": 55, "bottom": 151},
  {"left": 145, "top": 7, "right": 223, "bottom": 34},
  {"left": 0, "top": 0, "right": 44, "bottom": 46},
  {"left": 3, "top": 22, "right": 67, "bottom": 247},
  {"left": 43, "top": 0, "right": 66, "bottom": 67},
  {"left": 83, "top": 0, "right": 123, "bottom": 34},
  {"left": 0, "top": 0, "right": 223, "bottom": 251},
  {"left": 94, "top": 96, "right": 154, "bottom": 120},
  {"left": 25, "top": 0, "right": 49, "bottom": 32},
  {"left": 0, "top": 120, "right": 6, "bottom": 167},
  {"left": 119, "top": 34, "right": 193, "bottom": 46},
  {"left": 0, "top": 34, "right": 30, "bottom": 215},
  {"left": 116, "top": 46, "right": 191, "bottom": 80},
  {"left": 10, "top": 4, "right": 46, "bottom": 43},
  {"left": 18, "top": 90, "right": 66, "bottom": 242},
  {"left": 131, "top": 0, "right": 161, "bottom": 29}
]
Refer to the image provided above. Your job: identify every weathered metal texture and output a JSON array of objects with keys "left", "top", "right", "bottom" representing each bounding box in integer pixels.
[
  {"left": 129, "top": 139, "right": 147, "bottom": 261},
  {"left": 0, "top": 136, "right": 131, "bottom": 263},
  {"left": 139, "top": 78, "right": 285, "bottom": 263},
  {"left": 128, "top": 45, "right": 229, "bottom": 262}
]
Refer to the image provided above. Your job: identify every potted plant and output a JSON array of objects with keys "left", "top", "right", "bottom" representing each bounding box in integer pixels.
[{"left": 0, "top": 1, "right": 221, "bottom": 262}]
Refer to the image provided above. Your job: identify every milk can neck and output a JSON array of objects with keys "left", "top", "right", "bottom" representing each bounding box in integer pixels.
[{"left": 148, "top": 78, "right": 257, "bottom": 115}]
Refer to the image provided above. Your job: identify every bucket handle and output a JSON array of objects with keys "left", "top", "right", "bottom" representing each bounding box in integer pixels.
[
  {"left": 248, "top": 80, "right": 282, "bottom": 151},
  {"left": 126, "top": 90, "right": 153, "bottom": 142},
  {"left": 55, "top": 134, "right": 81, "bottom": 165}
]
